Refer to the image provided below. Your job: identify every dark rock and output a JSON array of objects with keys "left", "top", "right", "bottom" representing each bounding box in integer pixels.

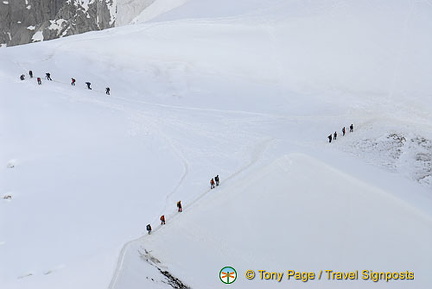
[{"left": 0, "top": 0, "right": 116, "bottom": 47}]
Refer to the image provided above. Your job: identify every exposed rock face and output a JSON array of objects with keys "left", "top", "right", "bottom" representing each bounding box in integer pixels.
[{"left": 0, "top": 0, "right": 117, "bottom": 47}]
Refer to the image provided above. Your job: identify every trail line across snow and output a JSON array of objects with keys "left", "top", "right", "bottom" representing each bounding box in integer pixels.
[{"left": 107, "top": 137, "right": 273, "bottom": 289}]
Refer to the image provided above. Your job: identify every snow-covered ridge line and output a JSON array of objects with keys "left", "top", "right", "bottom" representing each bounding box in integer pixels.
[
  {"left": 109, "top": 137, "right": 273, "bottom": 288},
  {"left": 138, "top": 153, "right": 432, "bottom": 288}
]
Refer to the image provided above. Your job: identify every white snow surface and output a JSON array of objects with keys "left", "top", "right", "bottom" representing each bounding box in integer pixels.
[
  {"left": 30, "top": 30, "right": 44, "bottom": 42},
  {"left": 115, "top": 0, "right": 157, "bottom": 26},
  {"left": 1, "top": 0, "right": 432, "bottom": 289}
]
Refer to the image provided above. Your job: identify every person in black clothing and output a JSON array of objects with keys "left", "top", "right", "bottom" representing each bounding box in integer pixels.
[
  {"left": 20, "top": 74, "right": 25, "bottom": 80},
  {"left": 71, "top": 78, "right": 76, "bottom": 86},
  {"left": 333, "top": 131, "right": 337, "bottom": 141},
  {"left": 342, "top": 127, "right": 346, "bottom": 136},
  {"left": 85, "top": 82, "right": 92, "bottom": 90},
  {"left": 215, "top": 175, "right": 220, "bottom": 186},
  {"left": 29, "top": 70, "right": 33, "bottom": 78},
  {"left": 328, "top": 134, "right": 332, "bottom": 143},
  {"left": 350, "top": 124, "right": 354, "bottom": 132},
  {"left": 177, "top": 201, "right": 182, "bottom": 212},
  {"left": 146, "top": 224, "right": 152, "bottom": 234},
  {"left": 106, "top": 87, "right": 110, "bottom": 95},
  {"left": 45, "top": 73, "right": 52, "bottom": 81}
]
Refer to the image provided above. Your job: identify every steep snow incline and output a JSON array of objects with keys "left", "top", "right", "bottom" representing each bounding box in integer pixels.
[{"left": 114, "top": 154, "right": 432, "bottom": 289}]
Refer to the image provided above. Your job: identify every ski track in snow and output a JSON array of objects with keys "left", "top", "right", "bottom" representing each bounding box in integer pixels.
[
  {"left": 147, "top": 118, "right": 190, "bottom": 222},
  {"left": 50, "top": 83, "right": 194, "bottom": 224}
]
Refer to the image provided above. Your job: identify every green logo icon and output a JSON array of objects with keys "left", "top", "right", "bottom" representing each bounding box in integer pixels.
[{"left": 219, "top": 266, "right": 237, "bottom": 284}]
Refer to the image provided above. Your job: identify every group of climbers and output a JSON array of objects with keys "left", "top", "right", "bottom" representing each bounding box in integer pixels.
[
  {"left": 145, "top": 200, "right": 183, "bottom": 234},
  {"left": 328, "top": 124, "right": 354, "bottom": 143},
  {"left": 146, "top": 176, "right": 221, "bottom": 235},
  {"left": 20, "top": 70, "right": 111, "bottom": 95}
]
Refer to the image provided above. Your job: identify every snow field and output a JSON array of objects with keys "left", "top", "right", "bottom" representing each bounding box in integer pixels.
[{"left": 1, "top": 0, "right": 432, "bottom": 288}]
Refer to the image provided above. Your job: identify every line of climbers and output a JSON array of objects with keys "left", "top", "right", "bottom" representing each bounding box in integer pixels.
[
  {"left": 328, "top": 124, "right": 354, "bottom": 143},
  {"left": 146, "top": 175, "right": 221, "bottom": 235},
  {"left": 20, "top": 70, "right": 110, "bottom": 95}
]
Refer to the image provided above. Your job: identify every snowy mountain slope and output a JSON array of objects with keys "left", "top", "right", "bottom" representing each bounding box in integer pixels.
[
  {"left": 1, "top": 0, "right": 432, "bottom": 288},
  {"left": 0, "top": 74, "right": 186, "bottom": 288},
  {"left": 119, "top": 153, "right": 432, "bottom": 289},
  {"left": 112, "top": 0, "right": 432, "bottom": 107}
]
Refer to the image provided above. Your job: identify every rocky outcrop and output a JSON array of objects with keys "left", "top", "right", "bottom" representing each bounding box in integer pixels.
[{"left": 0, "top": 0, "right": 116, "bottom": 47}]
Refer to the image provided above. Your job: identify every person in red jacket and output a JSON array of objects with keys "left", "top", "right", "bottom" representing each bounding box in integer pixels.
[
  {"left": 160, "top": 215, "right": 166, "bottom": 225},
  {"left": 210, "top": 178, "right": 215, "bottom": 189}
]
